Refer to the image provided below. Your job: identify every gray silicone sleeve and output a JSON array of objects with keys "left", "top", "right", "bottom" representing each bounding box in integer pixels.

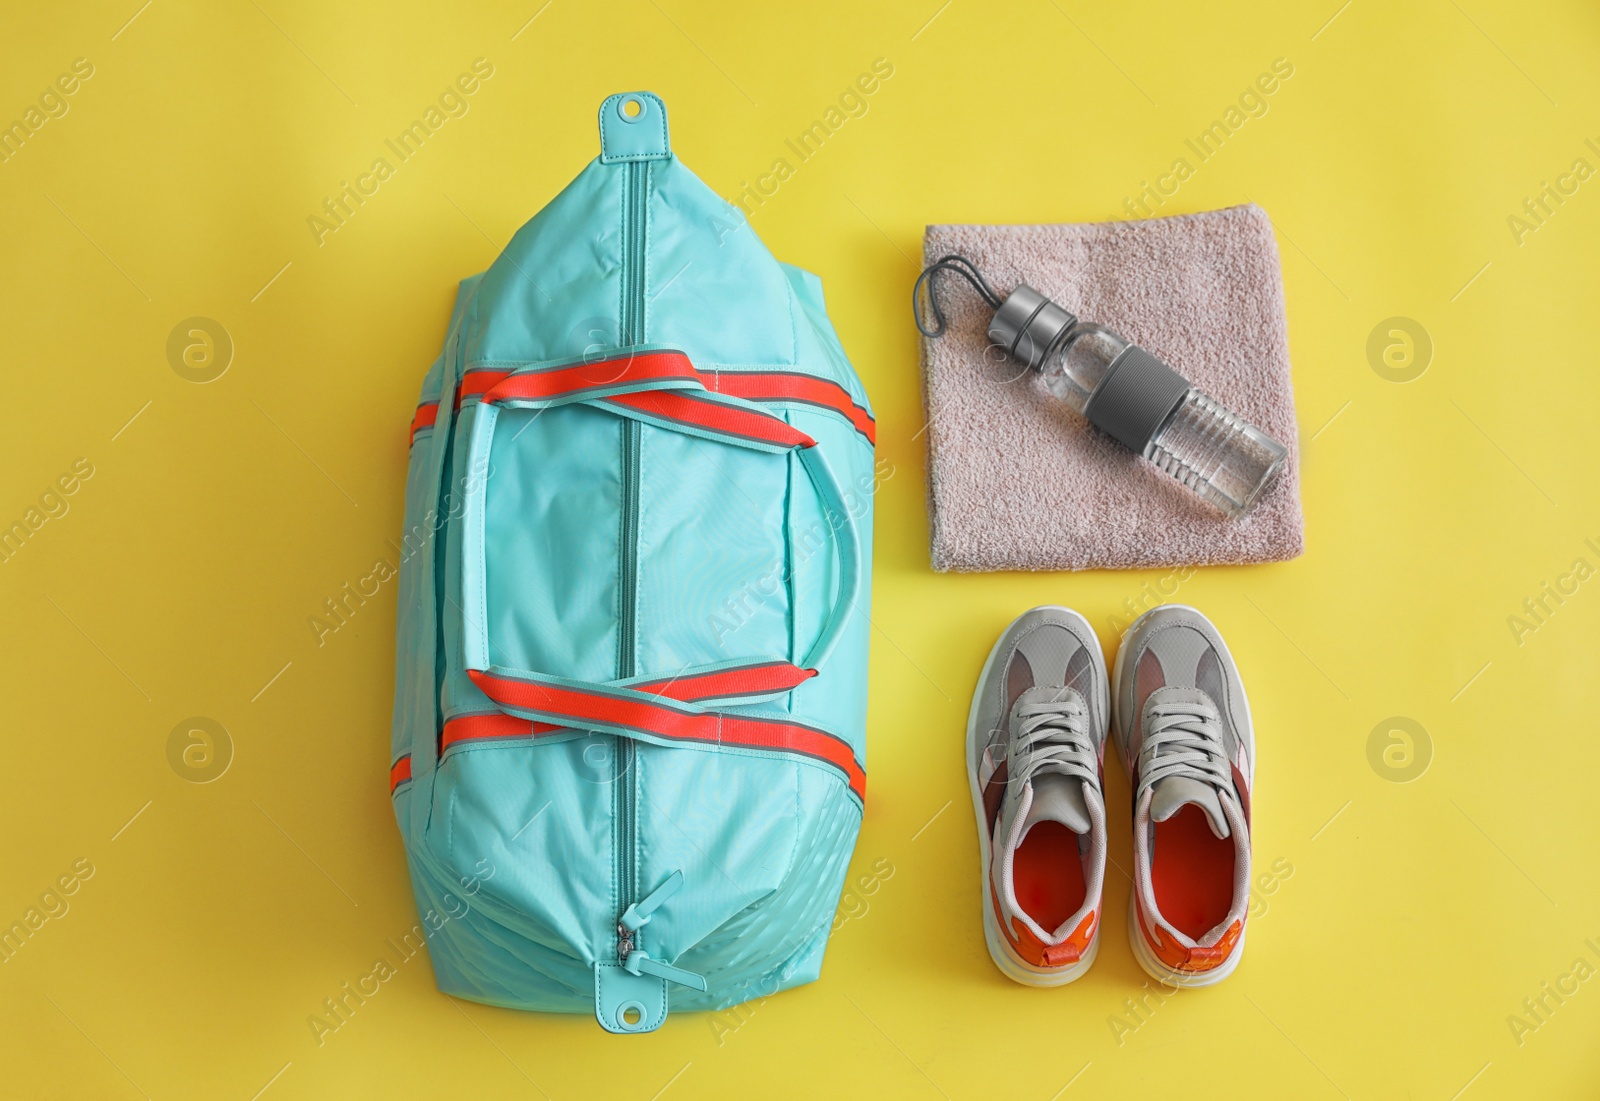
[{"left": 1081, "top": 346, "right": 1192, "bottom": 453}]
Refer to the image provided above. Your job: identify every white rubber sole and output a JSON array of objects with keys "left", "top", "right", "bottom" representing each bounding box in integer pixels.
[
  {"left": 1125, "top": 885, "right": 1246, "bottom": 988},
  {"left": 966, "top": 606, "right": 1110, "bottom": 987},
  {"left": 983, "top": 895, "right": 1100, "bottom": 985}
]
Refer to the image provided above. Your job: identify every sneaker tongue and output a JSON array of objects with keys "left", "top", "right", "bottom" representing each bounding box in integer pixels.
[
  {"left": 1008, "top": 685, "right": 1093, "bottom": 837},
  {"left": 1022, "top": 773, "right": 1091, "bottom": 836},
  {"left": 1150, "top": 776, "right": 1229, "bottom": 839}
]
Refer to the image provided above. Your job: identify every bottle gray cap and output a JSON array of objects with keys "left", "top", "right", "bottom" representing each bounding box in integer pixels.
[{"left": 987, "top": 285, "right": 1077, "bottom": 369}]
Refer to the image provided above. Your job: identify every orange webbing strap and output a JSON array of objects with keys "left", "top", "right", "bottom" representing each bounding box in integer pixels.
[{"left": 466, "top": 665, "right": 864, "bottom": 802}]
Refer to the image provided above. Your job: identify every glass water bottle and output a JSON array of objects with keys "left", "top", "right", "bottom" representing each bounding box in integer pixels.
[{"left": 989, "top": 285, "right": 1288, "bottom": 518}]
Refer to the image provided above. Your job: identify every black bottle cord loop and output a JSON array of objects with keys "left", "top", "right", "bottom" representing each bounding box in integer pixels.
[{"left": 913, "top": 254, "right": 1003, "bottom": 338}]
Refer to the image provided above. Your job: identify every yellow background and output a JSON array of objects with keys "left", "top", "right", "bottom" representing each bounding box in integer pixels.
[{"left": 2, "top": 0, "right": 1597, "bottom": 1097}]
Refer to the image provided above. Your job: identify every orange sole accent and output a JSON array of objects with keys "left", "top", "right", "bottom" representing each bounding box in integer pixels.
[
  {"left": 1012, "top": 822, "right": 1086, "bottom": 934},
  {"left": 1150, "top": 805, "right": 1235, "bottom": 940}
]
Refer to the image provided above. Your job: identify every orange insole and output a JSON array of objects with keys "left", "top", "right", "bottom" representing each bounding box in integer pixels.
[
  {"left": 1013, "top": 822, "right": 1086, "bottom": 932},
  {"left": 1150, "top": 805, "right": 1235, "bottom": 939}
]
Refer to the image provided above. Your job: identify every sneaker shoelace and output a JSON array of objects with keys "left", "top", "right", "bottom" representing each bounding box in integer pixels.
[
  {"left": 1011, "top": 693, "right": 1097, "bottom": 792},
  {"left": 1136, "top": 695, "right": 1232, "bottom": 805}
]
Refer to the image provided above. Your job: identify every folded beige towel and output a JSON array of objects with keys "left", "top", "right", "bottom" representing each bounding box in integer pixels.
[{"left": 920, "top": 204, "right": 1304, "bottom": 572}]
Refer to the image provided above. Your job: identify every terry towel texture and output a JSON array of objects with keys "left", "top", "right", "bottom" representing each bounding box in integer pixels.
[{"left": 921, "top": 204, "right": 1305, "bottom": 572}]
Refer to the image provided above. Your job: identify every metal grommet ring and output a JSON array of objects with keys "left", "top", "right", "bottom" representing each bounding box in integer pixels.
[
  {"left": 616, "top": 1000, "right": 649, "bottom": 1029},
  {"left": 616, "top": 96, "right": 647, "bottom": 124}
]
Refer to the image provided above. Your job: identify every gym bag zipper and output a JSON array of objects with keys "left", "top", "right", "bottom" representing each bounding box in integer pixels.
[
  {"left": 615, "top": 417, "right": 640, "bottom": 963},
  {"left": 609, "top": 159, "right": 705, "bottom": 997},
  {"left": 614, "top": 161, "right": 647, "bottom": 967}
]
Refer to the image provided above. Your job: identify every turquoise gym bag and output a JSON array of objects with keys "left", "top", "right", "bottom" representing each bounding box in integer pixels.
[{"left": 389, "top": 92, "right": 875, "bottom": 1033}]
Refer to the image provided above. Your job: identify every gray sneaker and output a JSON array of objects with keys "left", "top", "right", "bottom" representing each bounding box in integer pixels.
[
  {"left": 1112, "top": 604, "right": 1255, "bottom": 987},
  {"left": 966, "top": 606, "right": 1109, "bottom": 985}
]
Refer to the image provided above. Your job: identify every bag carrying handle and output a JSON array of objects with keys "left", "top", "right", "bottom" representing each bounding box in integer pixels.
[{"left": 456, "top": 347, "right": 862, "bottom": 698}]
